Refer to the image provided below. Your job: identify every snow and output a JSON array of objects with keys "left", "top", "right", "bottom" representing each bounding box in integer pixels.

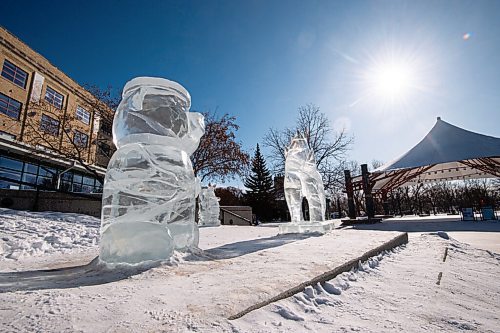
[
  {"left": 0, "top": 209, "right": 99, "bottom": 263},
  {"left": 1, "top": 209, "right": 499, "bottom": 332},
  {"left": 235, "top": 233, "right": 500, "bottom": 332}
]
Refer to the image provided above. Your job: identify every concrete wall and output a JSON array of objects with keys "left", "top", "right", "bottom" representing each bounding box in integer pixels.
[
  {"left": 0, "top": 190, "right": 254, "bottom": 226},
  {"left": 0, "top": 189, "right": 102, "bottom": 217}
]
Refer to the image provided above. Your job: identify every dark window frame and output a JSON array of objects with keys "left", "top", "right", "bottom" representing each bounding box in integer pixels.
[
  {"left": 1, "top": 59, "right": 28, "bottom": 89},
  {"left": 100, "top": 120, "right": 112, "bottom": 136},
  {"left": 0, "top": 154, "right": 103, "bottom": 193},
  {"left": 0, "top": 93, "right": 22, "bottom": 119},
  {"left": 44, "top": 86, "right": 64, "bottom": 109},
  {"left": 98, "top": 142, "right": 111, "bottom": 156},
  {"left": 76, "top": 106, "right": 91, "bottom": 125},
  {"left": 0, "top": 156, "right": 25, "bottom": 190},
  {"left": 40, "top": 114, "right": 60, "bottom": 136},
  {"left": 73, "top": 130, "right": 89, "bottom": 148}
]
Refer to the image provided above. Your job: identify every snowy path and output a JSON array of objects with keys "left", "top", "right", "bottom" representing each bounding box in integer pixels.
[
  {"left": 233, "top": 233, "right": 500, "bottom": 332},
  {"left": 447, "top": 231, "right": 500, "bottom": 253}
]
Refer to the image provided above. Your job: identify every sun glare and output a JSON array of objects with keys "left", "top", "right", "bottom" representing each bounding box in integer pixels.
[
  {"left": 352, "top": 46, "right": 430, "bottom": 110},
  {"left": 366, "top": 61, "right": 415, "bottom": 103},
  {"left": 375, "top": 64, "right": 411, "bottom": 96}
]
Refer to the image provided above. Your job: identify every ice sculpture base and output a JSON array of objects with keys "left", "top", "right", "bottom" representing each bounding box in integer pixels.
[
  {"left": 168, "top": 222, "right": 200, "bottom": 251},
  {"left": 100, "top": 221, "right": 174, "bottom": 265},
  {"left": 199, "top": 223, "right": 221, "bottom": 228},
  {"left": 278, "top": 220, "right": 335, "bottom": 235}
]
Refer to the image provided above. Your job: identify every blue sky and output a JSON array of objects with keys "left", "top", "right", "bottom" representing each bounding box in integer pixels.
[{"left": 2, "top": 0, "right": 500, "bottom": 180}]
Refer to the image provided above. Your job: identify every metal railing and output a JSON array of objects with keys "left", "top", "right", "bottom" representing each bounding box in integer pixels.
[{"left": 220, "top": 207, "right": 252, "bottom": 225}]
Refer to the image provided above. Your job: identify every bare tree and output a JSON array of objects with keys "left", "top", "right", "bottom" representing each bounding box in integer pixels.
[
  {"left": 370, "top": 159, "right": 384, "bottom": 171},
  {"left": 263, "top": 104, "right": 353, "bottom": 192},
  {"left": 81, "top": 85, "right": 120, "bottom": 167},
  {"left": 82, "top": 84, "right": 121, "bottom": 112},
  {"left": 385, "top": 178, "right": 500, "bottom": 216},
  {"left": 23, "top": 86, "right": 119, "bottom": 184},
  {"left": 191, "top": 111, "right": 250, "bottom": 183}
]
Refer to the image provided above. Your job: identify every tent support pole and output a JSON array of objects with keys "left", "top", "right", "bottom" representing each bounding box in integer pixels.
[
  {"left": 344, "top": 170, "right": 356, "bottom": 219},
  {"left": 361, "top": 164, "right": 375, "bottom": 218}
]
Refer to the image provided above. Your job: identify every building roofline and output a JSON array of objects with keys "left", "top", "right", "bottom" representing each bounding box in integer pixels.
[{"left": 0, "top": 26, "right": 113, "bottom": 111}]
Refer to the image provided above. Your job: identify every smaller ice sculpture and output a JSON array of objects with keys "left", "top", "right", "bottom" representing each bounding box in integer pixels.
[
  {"left": 199, "top": 185, "right": 221, "bottom": 227},
  {"left": 279, "top": 134, "right": 333, "bottom": 234},
  {"left": 99, "top": 77, "right": 205, "bottom": 265}
]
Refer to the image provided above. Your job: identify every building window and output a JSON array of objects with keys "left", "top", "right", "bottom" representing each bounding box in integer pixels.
[
  {"left": 76, "top": 106, "right": 90, "bottom": 124},
  {"left": 0, "top": 155, "right": 23, "bottom": 189},
  {"left": 1, "top": 59, "right": 28, "bottom": 88},
  {"left": 21, "top": 162, "right": 38, "bottom": 190},
  {"left": 82, "top": 175, "right": 95, "bottom": 193},
  {"left": 0, "top": 153, "right": 103, "bottom": 192},
  {"left": 94, "top": 180, "right": 103, "bottom": 193},
  {"left": 70, "top": 172, "right": 101, "bottom": 193},
  {"left": 44, "top": 86, "right": 64, "bottom": 109},
  {"left": 100, "top": 120, "right": 112, "bottom": 136},
  {"left": 0, "top": 93, "right": 22, "bottom": 119},
  {"left": 0, "top": 130, "right": 16, "bottom": 140},
  {"left": 40, "top": 114, "right": 60, "bottom": 136},
  {"left": 98, "top": 142, "right": 111, "bottom": 156},
  {"left": 73, "top": 130, "right": 88, "bottom": 148},
  {"left": 0, "top": 155, "right": 23, "bottom": 172},
  {"left": 37, "top": 166, "right": 56, "bottom": 189}
]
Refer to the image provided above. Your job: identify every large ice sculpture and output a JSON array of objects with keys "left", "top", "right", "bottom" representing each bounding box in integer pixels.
[
  {"left": 199, "top": 186, "right": 221, "bottom": 227},
  {"left": 99, "top": 77, "right": 205, "bottom": 264},
  {"left": 280, "top": 134, "right": 333, "bottom": 234}
]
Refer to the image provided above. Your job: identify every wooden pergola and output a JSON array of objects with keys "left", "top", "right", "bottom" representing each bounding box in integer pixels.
[{"left": 345, "top": 117, "right": 500, "bottom": 218}]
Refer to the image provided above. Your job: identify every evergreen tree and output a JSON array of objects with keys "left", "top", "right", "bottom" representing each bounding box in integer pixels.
[{"left": 244, "top": 144, "right": 275, "bottom": 222}]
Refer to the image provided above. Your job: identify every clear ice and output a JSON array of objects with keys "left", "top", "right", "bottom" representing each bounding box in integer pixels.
[
  {"left": 99, "top": 77, "right": 205, "bottom": 264},
  {"left": 199, "top": 186, "right": 221, "bottom": 227},
  {"left": 283, "top": 134, "right": 326, "bottom": 224}
]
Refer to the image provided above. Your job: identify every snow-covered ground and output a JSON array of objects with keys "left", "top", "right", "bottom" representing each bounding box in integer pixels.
[
  {"left": 0, "top": 210, "right": 99, "bottom": 260},
  {"left": 1, "top": 209, "right": 499, "bottom": 332},
  {"left": 235, "top": 233, "right": 500, "bottom": 332},
  {"left": 0, "top": 210, "right": 100, "bottom": 272}
]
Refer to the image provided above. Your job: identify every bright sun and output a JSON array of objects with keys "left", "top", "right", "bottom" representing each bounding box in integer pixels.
[
  {"left": 367, "top": 61, "right": 415, "bottom": 102},
  {"left": 351, "top": 47, "right": 430, "bottom": 110}
]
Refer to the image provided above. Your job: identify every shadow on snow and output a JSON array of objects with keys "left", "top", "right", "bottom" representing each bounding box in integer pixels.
[
  {"left": 0, "top": 257, "right": 158, "bottom": 293},
  {"left": 187, "top": 232, "right": 321, "bottom": 261},
  {"left": 0, "top": 232, "right": 318, "bottom": 292}
]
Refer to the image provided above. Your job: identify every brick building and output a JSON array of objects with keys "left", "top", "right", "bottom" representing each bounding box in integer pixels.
[{"left": 0, "top": 26, "right": 115, "bottom": 194}]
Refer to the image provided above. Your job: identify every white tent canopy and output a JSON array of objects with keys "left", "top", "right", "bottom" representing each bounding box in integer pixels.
[{"left": 367, "top": 117, "right": 500, "bottom": 192}]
